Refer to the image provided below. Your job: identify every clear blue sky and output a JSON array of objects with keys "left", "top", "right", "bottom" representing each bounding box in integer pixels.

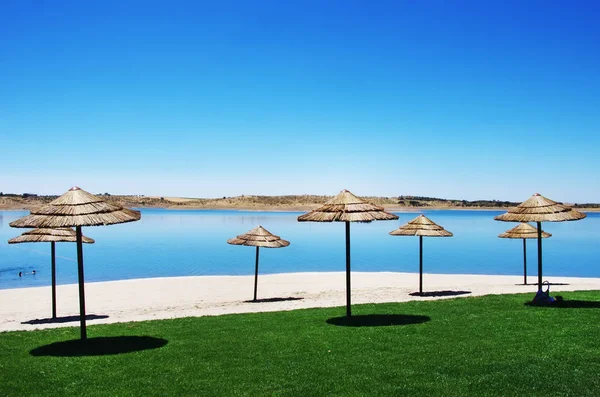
[{"left": 1, "top": 0, "right": 599, "bottom": 202}]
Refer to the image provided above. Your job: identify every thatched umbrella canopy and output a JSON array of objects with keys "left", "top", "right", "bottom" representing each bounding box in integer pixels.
[
  {"left": 389, "top": 215, "right": 452, "bottom": 295},
  {"left": 10, "top": 187, "right": 141, "bottom": 340},
  {"left": 8, "top": 228, "right": 94, "bottom": 319},
  {"left": 498, "top": 223, "right": 552, "bottom": 240},
  {"left": 227, "top": 226, "right": 290, "bottom": 301},
  {"left": 9, "top": 228, "right": 95, "bottom": 244},
  {"left": 498, "top": 223, "right": 551, "bottom": 285},
  {"left": 298, "top": 189, "right": 398, "bottom": 316},
  {"left": 495, "top": 193, "right": 585, "bottom": 290}
]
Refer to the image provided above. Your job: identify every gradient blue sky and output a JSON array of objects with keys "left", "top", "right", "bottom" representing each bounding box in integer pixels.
[{"left": 1, "top": 1, "right": 599, "bottom": 202}]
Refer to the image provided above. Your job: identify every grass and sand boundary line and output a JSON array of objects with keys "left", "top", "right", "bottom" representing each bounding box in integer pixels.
[{"left": 3, "top": 271, "right": 600, "bottom": 332}]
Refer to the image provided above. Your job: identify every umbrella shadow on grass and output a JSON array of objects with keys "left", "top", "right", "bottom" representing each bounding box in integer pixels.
[
  {"left": 22, "top": 314, "right": 109, "bottom": 325},
  {"left": 244, "top": 297, "right": 304, "bottom": 303},
  {"left": 409, "top": 290, "right": 471, "bottom": 298},
  {"left": 525, "top": 298, "right": 600, "bottom": 309},
  {"left": 30, "top": 336, "right": 168, "bottom": 357},
  {"left": 327, "top": 314, "right": 430, "bottom": 327}
]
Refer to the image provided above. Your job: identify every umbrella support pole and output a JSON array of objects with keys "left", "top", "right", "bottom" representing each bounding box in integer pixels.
[
  {"left": 419, "top": 236, "right": 423, "bottom": 295},
  {"left": 523, "top": 239, "right": 527, "bottom": 285},
  {"left": 253, "top": 247, "right": 260, "bottom": 301},
  {"left": 76, "top": 227, "right": 87, "bottom": 340},
  {"left": 345, "top": 221, "right": 351, "bottom": 317},
  {"left": 537, "top": 222, "right": 543, "bottom": 291},
  {"left": 51, "top": 242, "right": 57, "bottom": 319}
]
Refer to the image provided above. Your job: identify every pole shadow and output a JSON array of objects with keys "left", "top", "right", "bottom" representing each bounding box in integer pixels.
[
  {"left": 244, "top": 297, "right": 304, "bottom": 303},
  {"left": 326, "top": 314, "right": 430, "bottom": 327},
  {"left": 409, "top": 290, "right": 471, "bottom": 298},
  {"left": 30, "top": 336, "right": 168, "bottom": 357},
  {"left": 22, "top": 314, "right": 109, "bottom": 325}
]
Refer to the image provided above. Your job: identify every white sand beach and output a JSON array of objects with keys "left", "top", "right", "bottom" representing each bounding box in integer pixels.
[{"left": 2, "top": 271, "right": 600, "bottom": 332}]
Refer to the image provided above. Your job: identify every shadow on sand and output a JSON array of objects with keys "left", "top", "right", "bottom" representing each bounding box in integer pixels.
[
  {"left": 22, "top": 314, "right": 109, "bottom": 325},
  {"left": 326, "top": 314, "right": 430, "bottom": 327},
  {"left": 30, "top": 336, "right": 168, "bottom": 357},
  {"left": 244, "top": 297, "right": 304, "bottom": 303},
  {"left": 409, "top": 290, "right": 471, "bottom": 298}
]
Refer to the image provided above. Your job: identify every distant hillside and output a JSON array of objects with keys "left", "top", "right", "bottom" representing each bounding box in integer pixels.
[
  {"left": 397, "top": 195, "right": 600, "bottom": 209},
  {"left": 0, "top": 192, "right": 597, "bottom": 210},
  {"left": 397, "top": 195, "right": 520, "bottom": 208}
]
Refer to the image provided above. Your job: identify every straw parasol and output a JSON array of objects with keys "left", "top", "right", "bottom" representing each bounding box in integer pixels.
[
  {"left": 10, "top": 187, "right": 141, "bottom": 340},
  {"left": 8, "top": 228, "right": 94, "bottom": 319},
  {"left": 298, "top": 189, "right": 398, "bottom": 316},
  {"left": 498, "top": 223, "right": 551, "bottom": 285},
  {"left": 389, "top": 215, "right": 452, "bottom": 295},
  {"left": 227, "top": 226, "right": 290, "bottom": 301},
  {"left": 495, "top": 193, "right": 586, "bottom": 290}
]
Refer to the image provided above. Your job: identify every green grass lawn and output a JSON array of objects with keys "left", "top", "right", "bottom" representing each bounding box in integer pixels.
[{"left": 1, "top": 291, "right": 600, "bottom": 396}]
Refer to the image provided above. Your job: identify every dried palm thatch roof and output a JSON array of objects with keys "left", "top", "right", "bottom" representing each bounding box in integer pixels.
[
  {"left": 298, "top": 190, "right": 398, "bottom": 222},
  {"left": 494, "top": 193, "right": 586, "bottom": 223},
  {"left": 227, "top": 226, "right": 290, "bottom": 248},
  {"left": 8, "top": 228, "right": 95, "bottom": 244},
  {"left": 389, "top": 215, "right": 453, "bottom": 237},
  {"left": 498, "top": 223, "right": 551, "bottom": 239},
  {"left": 9, "top": 186, "right": 141, "bottom": 228}
]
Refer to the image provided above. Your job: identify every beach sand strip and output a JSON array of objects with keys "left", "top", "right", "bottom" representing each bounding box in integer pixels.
[{"left": 2, "top": 271, "right": 600, "bottom": 332}]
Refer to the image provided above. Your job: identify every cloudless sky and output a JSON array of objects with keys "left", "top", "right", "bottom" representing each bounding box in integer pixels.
[{"left": 1, "top": 0, "right": 599, "bottom": 202}]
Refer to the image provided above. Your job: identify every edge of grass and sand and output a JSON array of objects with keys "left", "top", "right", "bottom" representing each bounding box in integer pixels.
[{"left": 3, "top": 271, "right": 600, "bottom": 332}]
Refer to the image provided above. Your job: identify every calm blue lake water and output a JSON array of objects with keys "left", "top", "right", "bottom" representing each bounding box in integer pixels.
[{"left": 0, "top": 209, "right": 598, "bottom": 290}]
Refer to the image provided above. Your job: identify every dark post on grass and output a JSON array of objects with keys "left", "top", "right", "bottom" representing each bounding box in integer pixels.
[
  {"left": 254, "top": 246, "right": 260, "bottom": 301},
  {"left": 76, "top": 226, "right": 87, "bottom": 340},
  {"left": 537, "top": 222, "right": 542, "bottom": 290},
  {"left": 345, "top": 221, "right": 351, "bottom": 317},
  {"left": 419, "top": 236, "right": 423, "bottom": 295},
  {"left": 51, "top": 241, "right": 57, "bottom": 318},
  {"left": 522, "top": 238, "right": 527, "bottom": 285}
]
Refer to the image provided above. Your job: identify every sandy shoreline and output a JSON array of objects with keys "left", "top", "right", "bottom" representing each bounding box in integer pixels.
[{"left": 2, "top": 271, "right": 600, "bottom": 333}]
